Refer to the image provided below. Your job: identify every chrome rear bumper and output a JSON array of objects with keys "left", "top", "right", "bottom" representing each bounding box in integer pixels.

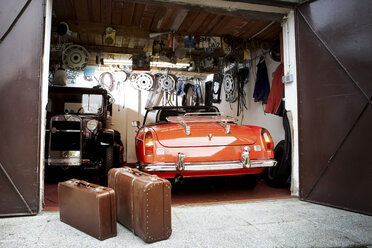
[
  {"left": 47, "top": 158, "right": 81, "bottom": 166},
  {"left": 141, "top": 159, "right": 277, "bottom": 172}
]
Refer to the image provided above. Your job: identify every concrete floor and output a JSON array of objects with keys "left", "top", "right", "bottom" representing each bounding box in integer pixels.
[{"left": 1, "top": 198, "right": 372, "bottom": 248}]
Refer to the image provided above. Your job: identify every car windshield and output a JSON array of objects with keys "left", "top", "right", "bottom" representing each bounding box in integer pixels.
[{"left": 48, "top": 92, "right": 104, "bottom": 114}]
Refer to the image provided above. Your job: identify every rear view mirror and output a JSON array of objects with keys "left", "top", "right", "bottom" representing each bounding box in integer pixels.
[{"left": 131, "top": 121, "right": 140, "bottom": 128}]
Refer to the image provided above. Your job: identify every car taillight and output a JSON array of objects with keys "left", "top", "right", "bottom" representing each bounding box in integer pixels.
[
  {"left": 144, "top": 132, "right": 154, "bottom": 156},
  {"left": 261, "top": 128, "right": 274, "bottom": 152}
]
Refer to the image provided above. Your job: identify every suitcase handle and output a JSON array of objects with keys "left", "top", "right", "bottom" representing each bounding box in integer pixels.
[
  {"left": 121, "top": 167, "right": 146, "bottom": 176},
  {"left": 121, "top": 167, "right": 159, "bottom": 179},
  {"left": 77, "top": 181, "right": 105, "bottom": 191},
  {"left": 77, "top": 181, "right": 91, "bottom": 188},
  {"left": 67, "top": 180, "right": 105, "bottom": 191}
]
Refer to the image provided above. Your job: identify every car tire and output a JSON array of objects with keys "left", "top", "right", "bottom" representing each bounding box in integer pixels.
[
  {"left": 100, "top": 145, "right": 114, "bottom": 186},
  {"left": 266, "top": 140, "right": 291, "bottom": 188}
]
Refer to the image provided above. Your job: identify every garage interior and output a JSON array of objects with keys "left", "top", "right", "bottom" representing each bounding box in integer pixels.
[
  {"left": 1, "top": 0, "right": 372, "bottom": 246},
  {"left": 44, "top": 0, "right": 291, "bottom": 210}
]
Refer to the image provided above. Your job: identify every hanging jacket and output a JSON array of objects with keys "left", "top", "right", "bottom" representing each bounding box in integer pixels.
[
  {"left": 265, "top": 63, "right": 284, "bottom": 115},
  {"left": 253, "top": 56, "right": 270, "bottom": 104}
]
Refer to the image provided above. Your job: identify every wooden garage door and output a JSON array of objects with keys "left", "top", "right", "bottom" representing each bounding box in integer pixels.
[
  {"left": 296, "top": 0, "right": 372, "bottom": 215},
  {"left": 0, "top": 0, "right": 44, "bottom": 216}
]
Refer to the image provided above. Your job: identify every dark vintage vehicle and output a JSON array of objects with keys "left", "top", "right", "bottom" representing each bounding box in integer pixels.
[
  {"left": 45, "top": 86, "right": 123, "bottom": 182},
  {"left": 132, "top": 106, "right": 277, "bottom": 186}
]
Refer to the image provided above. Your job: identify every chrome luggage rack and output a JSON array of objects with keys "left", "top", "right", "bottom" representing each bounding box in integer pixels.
[{"left": 166, "top": 112, "right": 238, "bottom": 135}]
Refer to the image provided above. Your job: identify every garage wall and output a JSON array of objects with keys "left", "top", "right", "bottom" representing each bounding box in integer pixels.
[
  {"left": 216, "top": 55, "right": 284, "bottom": 146},
  {"left": 116, "top": 55, "right": 284, "bottom": 163},
  {"left": 283, "top": 11, "right": 299, "bottom": 196},
  {"left": 68, "top": 46, "right": 285, "bottom": 166},
  {"left": 39, "top": 0, "right": 53, "bottom": 210}
]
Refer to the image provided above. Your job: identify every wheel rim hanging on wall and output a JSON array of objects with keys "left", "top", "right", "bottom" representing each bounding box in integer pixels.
[
  {"left": 131, "top": 73, "right": 153, "bottom": 91},
  {"left": 62, "top": 44, "right": 89, "bottom": 71},
  {"left": 223, "top": 73, "right": 234, "bottom": 93},
  {"left": 223, "top": 73, "right": 238, "bottom": 102},
  {"left": 158, "top": 74, "right": 176, "bottom": 92}
]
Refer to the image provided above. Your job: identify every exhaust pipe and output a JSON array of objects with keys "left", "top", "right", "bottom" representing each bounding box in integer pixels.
[{"left": 174, "top": 174, "right": 184, "bottom": 184}]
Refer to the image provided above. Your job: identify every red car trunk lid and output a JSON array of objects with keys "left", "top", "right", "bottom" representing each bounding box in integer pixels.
[{"left": 151, "top": 123, "right": 258, "bottom": 148}]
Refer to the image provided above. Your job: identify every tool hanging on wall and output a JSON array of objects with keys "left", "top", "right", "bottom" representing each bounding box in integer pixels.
[
  {"left": 181, "top": 78, "right": 204, "bottom": 106},
  {"left": 114, "top": 70, "right": 128, "bottom": 111},
  {"left": 147, "top": 72, "right": 176, "bottom": 106},
  {"left": 182, "top": 83, "right": 194, "bottom": 106},
  {"left": 236, "top": 67, "right": 249, "bottom": 117},
  {"left": 194, "top": 79, "right": 203, "bottom": 106},
  {"left": 212, "top": 73, "right": 223, "bottom": 103},
  {"left": 99, "top": 72, "right": 115, "bottom": 92},
  {"left": 176, "top": 77, "right": 186, "bottom": 106},
  {"left": 176, "top": 77, "right": 186, "bottom": 96},
  {"left": 204, "top": 81, "right": 213, "bottom": 106}
]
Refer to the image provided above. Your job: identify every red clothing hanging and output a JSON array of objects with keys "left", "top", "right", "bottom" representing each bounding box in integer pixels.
[{"left": 265, "top": 63, "right": 284, "bottom": 114}]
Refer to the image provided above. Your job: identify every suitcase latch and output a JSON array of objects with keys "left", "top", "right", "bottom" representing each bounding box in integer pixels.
[{"left": 177, "top": 153, "right": 186, "bottom": 171}]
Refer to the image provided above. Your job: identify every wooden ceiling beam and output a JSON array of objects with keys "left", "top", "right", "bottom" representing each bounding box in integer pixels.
[
  {"left": 204, "top": 15, "right": 223, "bottom": 34},
  {"left": 88, "top": 0, "right": 101, "bottom": 23},
  {"left": 169, "top": 9, "right": 189, "bottom": 32},
  {"left": 133, "top": 3, "right": 146, "bottom": 26},
  {"left": 240, "top": 20, "right": 271, "bottom": 39},
  {"left": 140, "top": 4, "right": 158, "bottom": 29},
  {"left": 111, "top": 1, "right": 124, "bottom": 25},
  {"left": 231, "top": 0, "right": 299, "bottom": 7},
  {"left": 122, "top": 2, "right": 135, "bottom": 26},
  {"left": 177, "top": 11, "right": 199, "bottom": 33},
  {"left": 187, "top": 12, "right": 209, "bottom": 33},
  {"left": 74, "top": 0, "right": 90, "bottom": 22},
  {"left": 158, "top": 8, "right": 178, "bottom": 31},
  {"left": 150, "top": 6, "right": 167, "bottom": 31},
  {"left": 100, "top": 0, "right": 112, "bottom": 24},
  {"left": 116, "top": 0, "right": 289, "bottom": 21},
  {"left": 60, "top": 20, "right": 150, "bottom": 39}
]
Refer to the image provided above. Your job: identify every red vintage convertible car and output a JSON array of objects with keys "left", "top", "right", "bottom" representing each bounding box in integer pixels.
[{"left": 132, "top": 106, "right": 276, "bottom": 184}]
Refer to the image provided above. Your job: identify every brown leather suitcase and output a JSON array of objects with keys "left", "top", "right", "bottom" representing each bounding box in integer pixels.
[
  {"left": 58, "top": 179, "right": 117, "bottom": 240},
  {"left": 108, "top": 167, "right": 172, "bottom": 243}
]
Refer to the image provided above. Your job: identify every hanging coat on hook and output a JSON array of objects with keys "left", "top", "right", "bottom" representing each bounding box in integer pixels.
[
  {"left": 253, "top": 56, "right": 270, "bottom": 104},
  {"left": 265, "top": 63, "right": 284, "bottom": 116}
]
